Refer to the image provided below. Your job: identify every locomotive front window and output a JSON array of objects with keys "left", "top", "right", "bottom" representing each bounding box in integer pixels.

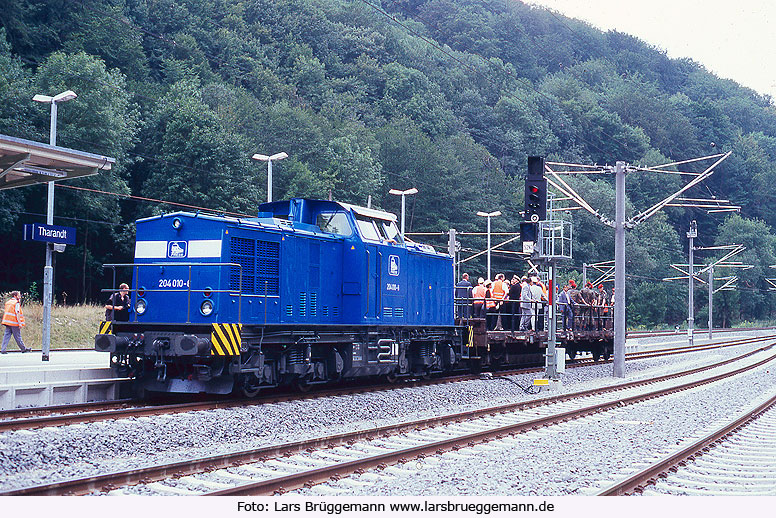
[
  {"left": 355, "top": 216, "right": 381, "bottom": 241},
  {"left": 316, "top": 211, "right": 352, "bottom": 236}
]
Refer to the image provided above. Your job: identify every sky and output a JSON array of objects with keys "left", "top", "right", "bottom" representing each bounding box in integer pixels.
[{"left": 527, "top": 0, "right": 776, "bottom": 101}]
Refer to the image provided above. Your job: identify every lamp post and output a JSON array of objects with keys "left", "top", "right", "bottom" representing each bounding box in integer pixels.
[
  {"left": 33, "top": 90, "right": 77, "bottom": 362},
  {"left": 476, "top": 210, "right": 502, "bottom": 281},
  {"left": 388, "top": 187, "right": 418, "bottom": 239},
  {"left": 251, "top": 152, "right": 288, "bottom": 203}
]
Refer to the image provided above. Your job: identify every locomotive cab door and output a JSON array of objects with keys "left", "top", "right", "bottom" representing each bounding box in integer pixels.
[
  {"left": 354, "top": 216, "right": 382, "bottom": 321},
  {"left": 353, "top": 215, "right": 406, "bottom": 322}
]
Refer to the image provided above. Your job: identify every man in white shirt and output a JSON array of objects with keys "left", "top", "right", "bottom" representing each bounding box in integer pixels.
[
  {"left": 529, "top": 276, "right": 544, "bottom": 331},
  {"left": 519, "top": 277, "right": 533, "bottom": 331}
]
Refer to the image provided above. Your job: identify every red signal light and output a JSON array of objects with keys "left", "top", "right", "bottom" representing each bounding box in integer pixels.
[{"left": 530, "top": 185, "right": 539, "bottom": 193}]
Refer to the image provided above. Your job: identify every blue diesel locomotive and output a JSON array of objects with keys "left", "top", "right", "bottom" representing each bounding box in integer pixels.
[{"left": 95, "top": 198, "right": 467, "bottom": 396}]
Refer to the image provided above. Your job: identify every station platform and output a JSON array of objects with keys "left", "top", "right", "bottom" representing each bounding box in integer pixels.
[{"left": 0, "top": 350, "right": 131, "bottom": 410}]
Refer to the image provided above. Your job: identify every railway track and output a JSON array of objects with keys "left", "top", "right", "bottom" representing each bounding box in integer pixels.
[
  {"left": 598, "top": 391, "right": 776, "bottom": 495},
  {"left": 2, "top": 332, "right": 774, "bottom": 433},
  {"left": 627, "top": 326, "right": 774, "bottom": 339},
  {"left": 2, "top": 341, "right": 774, "bottom": 496},
  {"left": 11, "top": 326, "right": 769, "bottom": 352}
]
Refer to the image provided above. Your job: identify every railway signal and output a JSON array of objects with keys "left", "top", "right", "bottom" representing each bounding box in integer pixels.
[{"left": 525, "top": 156, "right": 547, "bottom": 223}]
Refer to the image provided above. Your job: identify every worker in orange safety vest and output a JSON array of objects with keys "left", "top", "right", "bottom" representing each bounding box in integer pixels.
[
  {"left": 2, "top": 291, "right": 30, "bottom": 354},
  {"left": 489, "top": 274, "right": 508, "bottom": 330},
  {"left": 472, "top": 277, "right": 487, "bottom": 318}
]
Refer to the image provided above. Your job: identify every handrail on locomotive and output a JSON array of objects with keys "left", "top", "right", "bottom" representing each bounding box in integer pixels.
[{"left": 101, "top": 262, "right": 245, "bottom": 324}]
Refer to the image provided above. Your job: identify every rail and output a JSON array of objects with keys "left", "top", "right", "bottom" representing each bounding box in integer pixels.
[
  {"left": 101, "top": 262, "right": 244, "bottom": 325},
  {"left": 6, "top": 343, "right": 772, "bottom": 496}
]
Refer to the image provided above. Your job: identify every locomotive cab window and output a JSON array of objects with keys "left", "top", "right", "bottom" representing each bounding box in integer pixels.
[
  {"left": 316, "top": 211, "right": 352, "bottom": 236},
  {"left": 379, "top": 220, "right": 403, "bottom": 245},
  {"left": 355, "top": 215, "right": 381, "bottom": 241},
  {"left": 355, "top": 215, "right": 403, "bottom": 245}
]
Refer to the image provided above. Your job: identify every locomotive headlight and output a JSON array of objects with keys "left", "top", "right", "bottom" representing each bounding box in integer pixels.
[
  {"left": 200, "top": 299, "right": 214, "bottom": 316},
  {"left": 136, "top": 298, "right": 147, "bottom": 315},
  {"left": 172, "top": 217, "right": 183, "bottom": 230}
]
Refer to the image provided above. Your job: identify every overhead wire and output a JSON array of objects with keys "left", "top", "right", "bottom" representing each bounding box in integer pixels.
[
  {"left": 12, "top": 210, "right": 118, "bottom": 226},
  {"left": 57, "top": 184, "right": 253, "bottom": 218}
]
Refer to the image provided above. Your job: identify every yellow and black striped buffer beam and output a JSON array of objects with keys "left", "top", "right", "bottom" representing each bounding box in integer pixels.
[
  {"left": 98, "top": 321, "right": 112, "bottom": 335},
  {"left": 211, "top": 323, "right": 242, "bottom": 356}
]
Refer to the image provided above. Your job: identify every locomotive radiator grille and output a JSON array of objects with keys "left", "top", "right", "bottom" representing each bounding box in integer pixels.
[
  {"left": 210, "top": 323, "right": 242, "bottom": 356},
  {"left": 230, "top": 237, "right": 280, "bottom": 295}
]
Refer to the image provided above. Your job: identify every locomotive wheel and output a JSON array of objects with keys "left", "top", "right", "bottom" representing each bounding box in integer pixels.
[
  {"left": 293, "top": 379, "right": 312, "bottom": 393},
  {"left": 384, "top": 372, "right": 399, "bottom": 384},
  {"left": 241, "top": 385, "right": 260, "bottom": 398},
  {"left": 603, "top": 349, "right": 611, "bottom": 361},
  {"left": 238, "top": 375, "right": 261, "bottom": 398},
  {"left": 592, "top": 348, "right": 601, "bottom": 362},
  {"left": 567, "top": 349, "right": 577, "bottom": 360}
]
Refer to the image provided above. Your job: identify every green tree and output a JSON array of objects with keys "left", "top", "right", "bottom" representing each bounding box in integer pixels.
[
  {"left": 141, "top": 79, "right": 258, "bottom": 215},
  {"left": 0, "top": 28, "right": 34, "bottom": 228}
]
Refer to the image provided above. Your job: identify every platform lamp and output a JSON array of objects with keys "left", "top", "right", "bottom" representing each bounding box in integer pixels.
[
  {"left": 33, "top": 89, "right": 77, "bottom": 362},
  {"left": 252, "top": 152, "right": 288, "bottom": 203},
  {"left": 388, "top": 187, "right": 418, "bottom": 239},
  {"left": 477, "top": 210, "right": 502, "bottom": 281}
]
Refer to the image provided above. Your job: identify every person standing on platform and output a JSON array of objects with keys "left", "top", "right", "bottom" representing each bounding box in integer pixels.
[
  {"left": 485, "top": 280, "right": 498, "bottom": 330},
  {"left": 558, "top": 284, "right": 573, "bottom": 331},
  {"left": 596, "top": 284, "right": 609, "bottom": 330},
  {"left": 491, "top": 274, "right": 507, "bottom": 330},
  {"left": 609, "top": 287, "right": 616, "bottom": 331},
  {"left": 2, "top": 291, "right": 30, "bottom": 354},
  {"left": 105, "top": 283, "right": 132, "bottom": 322},
  {"left": 580, "top": 282, "right": 595, "bottom": 331},
  {"left": 454, "top": 273, "right": 473, "bottom": 319},
  {"left": 507, "top": 275, "right": 522, "bottom": 331},
  {"left": 472, "top": 277, "right": 487, "bottom": 318},
  {"left": 568, "top": 280, "right": 584, "bottom": 331},
  {"left": 531, "top": 276, "right": 547, "bottom": 331},
  {"left": 519, "top": 277, "right": 533, "bottom": 331}
]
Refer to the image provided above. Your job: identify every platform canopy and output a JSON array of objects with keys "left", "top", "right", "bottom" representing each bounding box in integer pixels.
[{"left": 0, "top": 133, "right": 115, "bottom": 190}]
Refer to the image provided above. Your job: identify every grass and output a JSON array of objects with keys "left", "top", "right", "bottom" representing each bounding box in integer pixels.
[{"left": 1, "top": 301, "right": 103, "bottom": 350}]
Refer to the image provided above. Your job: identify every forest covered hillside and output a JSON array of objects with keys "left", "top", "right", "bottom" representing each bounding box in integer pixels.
[{"left": 1, "top": 0, "right": 776, "bottom": 327}]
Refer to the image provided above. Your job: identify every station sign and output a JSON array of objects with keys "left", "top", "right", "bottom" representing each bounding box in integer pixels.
[{"left": 23, "top": 223, "right": 76, "bottom": 245}]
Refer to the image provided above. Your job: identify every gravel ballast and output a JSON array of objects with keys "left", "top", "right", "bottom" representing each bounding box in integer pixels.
[{"left": 1, "top": 330, "right": 774, "bottom": 495}]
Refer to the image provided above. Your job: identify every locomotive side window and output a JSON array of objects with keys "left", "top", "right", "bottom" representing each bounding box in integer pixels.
[
  {"left": 355, "top": 215, "right": 381, "bottom": 241},
  {"left": 380, "top": 220, "right": 403, "bottom": 245},
  {"left": 316, "top": 211, "right": 352, "bottom": 236}
]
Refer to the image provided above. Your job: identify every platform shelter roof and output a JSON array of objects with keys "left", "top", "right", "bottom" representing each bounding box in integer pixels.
[{"left": 0, "top": 133, "right": 114, "bottom": 190}]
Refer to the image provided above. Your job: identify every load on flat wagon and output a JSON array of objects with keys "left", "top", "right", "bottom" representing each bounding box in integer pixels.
[{"left": 95, "top": 198, "right": 613, "bottom": 397}]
